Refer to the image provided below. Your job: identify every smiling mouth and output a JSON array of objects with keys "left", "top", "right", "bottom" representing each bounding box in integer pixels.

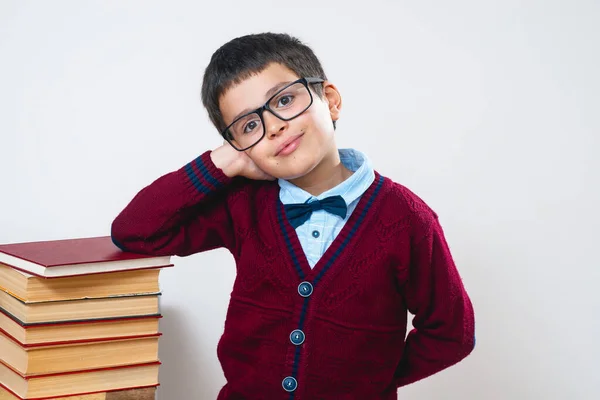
[{"left": 275, "top": 133, "right": 304, "bottom": 156}]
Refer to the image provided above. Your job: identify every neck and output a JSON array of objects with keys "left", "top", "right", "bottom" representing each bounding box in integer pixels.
[{"left": 288, "top": 148, "right": 353, "bottom": 197}]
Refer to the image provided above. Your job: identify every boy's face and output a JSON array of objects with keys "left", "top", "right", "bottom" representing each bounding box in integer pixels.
[{"left": 219, "top": 63, "right": 341, "bottom": 180}]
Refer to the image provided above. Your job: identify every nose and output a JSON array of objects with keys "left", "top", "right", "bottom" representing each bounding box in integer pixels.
[{"left": 263, "top": 110, "right": 287, "bottom": 139}]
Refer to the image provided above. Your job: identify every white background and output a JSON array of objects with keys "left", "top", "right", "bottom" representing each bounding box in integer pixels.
[{"left": 1, "top": 1, "right": 599, "bottom": 399}]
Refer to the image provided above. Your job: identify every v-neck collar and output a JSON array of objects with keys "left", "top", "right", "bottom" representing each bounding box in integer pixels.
[
  {"left": 277, "top": 148, "right": 375, "bottom": 209},
  {"left": 271, "top": 172, "right": 386, "bottom": 284}
]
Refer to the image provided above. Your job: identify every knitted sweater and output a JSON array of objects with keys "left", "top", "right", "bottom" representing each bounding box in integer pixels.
[{"left": 111, "top": 151, "right": 475, "bottom": 399}]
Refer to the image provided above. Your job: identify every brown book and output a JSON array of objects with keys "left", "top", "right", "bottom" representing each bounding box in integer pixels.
[
  {"left": 0, "top": 311, "right": 160, "bottom": 346},
  {"left": 0, "top": 330, "right": 160, "bottom": 375},
  {"left": 0, "top": 361, "right": 160, "bottom": 399},
  {"left": 0, "top": 291, "right": 160, "bottom": 325},
  {"left": 0, "top": 385, "right": 157, "bottom": 400},
  {"left": 0, "top": 264, "right": 164, "bottom": 304},
  {"left": 0, "top": 237, "right": 171, "bottom": 278}
]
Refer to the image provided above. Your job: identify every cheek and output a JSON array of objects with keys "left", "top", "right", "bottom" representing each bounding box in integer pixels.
[
  {"left": 320, "top": 105, "right": 336, "bottom": 126},
  {"left": 255, "top": 157, "right": 272, "bottom": 171},
  {"left": 305, "top": 101, "right": 333, "bottom": 129},
  {"left": 246, "top": 145, "right": 273, "bottom": 170},
  {"left": 290, "top": 110, "right": 322, "bottom": 135}
]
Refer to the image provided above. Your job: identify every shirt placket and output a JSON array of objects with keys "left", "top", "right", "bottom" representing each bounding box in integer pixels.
[{"left": 305, "top": 208, "right": 327, "bottom": 268}]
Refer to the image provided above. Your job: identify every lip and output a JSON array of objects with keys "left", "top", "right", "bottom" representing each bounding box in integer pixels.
[{"left": 275, "top": 133, "right": 304, "bottom": 156}]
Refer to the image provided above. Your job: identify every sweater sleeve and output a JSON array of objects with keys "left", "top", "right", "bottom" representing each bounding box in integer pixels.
[
  {"left": 110, "top": 150, "right": 237, "bottom": 257},
  {"left": 395, "top": 210, "right": 475, "bottom": 387}
]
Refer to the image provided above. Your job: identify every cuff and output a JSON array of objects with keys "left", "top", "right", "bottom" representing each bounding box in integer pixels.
[{"left": 182, "top": 150, "right": 233, "bottom": 196}]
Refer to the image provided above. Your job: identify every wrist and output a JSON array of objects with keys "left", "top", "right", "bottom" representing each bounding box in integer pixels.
[{"left": 210, "top": 144, "right": 241, "bottom": 178}]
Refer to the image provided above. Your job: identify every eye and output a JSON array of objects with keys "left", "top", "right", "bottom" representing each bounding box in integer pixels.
[
  {"left": 243, "top": 119, "right": 259, "bottom": 134},
  {"left": 277, "top": 95, "right": 294, "bottom": 108}
]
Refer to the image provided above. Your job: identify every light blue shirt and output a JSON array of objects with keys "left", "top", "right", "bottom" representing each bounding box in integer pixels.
[{"left": 278, "top": 148, "right": 375, "bottom": 268}]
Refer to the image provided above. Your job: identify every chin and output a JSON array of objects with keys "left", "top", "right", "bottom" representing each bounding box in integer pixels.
[
  {"left": 278, "top": 171, "right": 310, "bottom": 181},
  {"left": 276, "top": 160, "right": 320, "bottom": 181}
]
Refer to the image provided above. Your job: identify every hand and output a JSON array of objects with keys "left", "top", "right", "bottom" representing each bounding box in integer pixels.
[{"left": 210, "top": 142, "right": 275, "bottom": 181}]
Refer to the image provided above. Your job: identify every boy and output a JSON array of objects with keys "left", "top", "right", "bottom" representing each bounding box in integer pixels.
[{"left": 111, "top": 32, "right": 475, "bottom": 399}]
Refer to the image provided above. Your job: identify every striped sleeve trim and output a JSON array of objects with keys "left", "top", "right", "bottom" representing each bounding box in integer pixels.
[{"left": 184, "top": 151, "right": 231, "bottom": 194}]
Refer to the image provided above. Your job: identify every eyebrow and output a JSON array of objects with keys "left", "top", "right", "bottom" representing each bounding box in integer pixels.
[{"left": 229, "top": 80, "right": 293, "bottom": 124}]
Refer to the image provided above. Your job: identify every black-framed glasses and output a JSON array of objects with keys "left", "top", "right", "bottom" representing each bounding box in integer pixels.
[{"left": 221, "top": 77, "right": 325, "bottom": 151}]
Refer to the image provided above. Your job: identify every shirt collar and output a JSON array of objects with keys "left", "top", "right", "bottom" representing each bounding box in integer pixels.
[{"left": 278, "top": 148, "right": 375, "bottom": 207}]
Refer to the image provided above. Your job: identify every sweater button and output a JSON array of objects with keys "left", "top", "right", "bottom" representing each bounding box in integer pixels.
[
  {"left": 282, "top": 376, "right": 297, "bottom": 392},
  {"left": 290, "top": 329, "right": 305, "bottom": 345},
  {"left": 298, "top": 281, "right": 313, "bottom": 297}
]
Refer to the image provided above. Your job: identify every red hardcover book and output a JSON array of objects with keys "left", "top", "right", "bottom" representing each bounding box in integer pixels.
[
  {"left": 0, "top": 237, "right": 171, "bottom": 278},
  {"left": 0, "top": 360, "right": 160, "bottom": 399},
  {"left": 0, "top": 310, "right": 162, "bottom": 346},
  {"left": 0, "top": 384, "right": 158, "bottom": 400}
]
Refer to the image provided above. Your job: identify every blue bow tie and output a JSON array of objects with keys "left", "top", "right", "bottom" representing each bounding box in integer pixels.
[{"left": 284, "top": 195, "right": 347, "bottom": 229}]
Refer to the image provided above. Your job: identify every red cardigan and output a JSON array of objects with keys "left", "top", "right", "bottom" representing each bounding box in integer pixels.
[{"left": 111, "top": 151, "right": 475, "bottom": 399}]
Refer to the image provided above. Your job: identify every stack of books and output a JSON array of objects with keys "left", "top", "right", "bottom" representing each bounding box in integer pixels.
[{"left": 0, "top": 236, "right": 172, "bottom": 400}]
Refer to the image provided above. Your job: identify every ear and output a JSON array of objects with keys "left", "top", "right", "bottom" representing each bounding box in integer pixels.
[{"left": 322, "top": 82, "right": 342, "bottom": 122}]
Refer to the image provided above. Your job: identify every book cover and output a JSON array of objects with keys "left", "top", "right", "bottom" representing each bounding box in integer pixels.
[
  {"left": 0, "top": 237, "right": 171, "bottom": 278},
  {"left": 0, "top": 311, "right": 161, "bottom": 346},
  {"left": 0, "top": 360, "right": 160, "bottom": 399},
  {"left": 0, "top": 329, "right": 161, "bottom": 375},
  {"left": 0, "top": 384, "right": 157, "bottom": 400}
]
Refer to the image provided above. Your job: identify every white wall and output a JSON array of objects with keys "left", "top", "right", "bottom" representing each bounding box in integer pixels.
[{"left": 1, "top": 1, "right": 598, "bottom": 399}]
